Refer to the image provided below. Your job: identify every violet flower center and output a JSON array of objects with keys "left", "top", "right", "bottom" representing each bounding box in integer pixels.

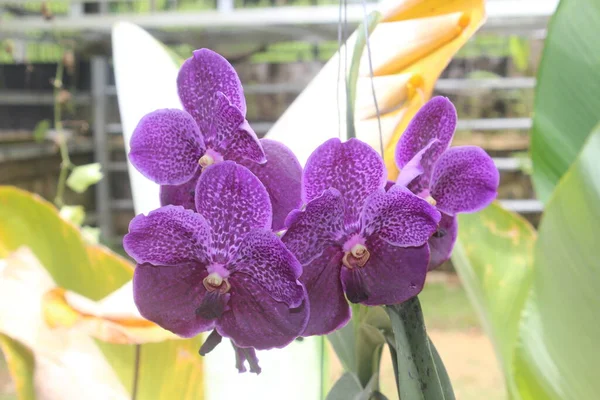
[
  {"left": 197, "top": 263, "right": 232, "bottom": 319},
  {"left": 196, "top": 264, "right": 231, "bottom": 319}
]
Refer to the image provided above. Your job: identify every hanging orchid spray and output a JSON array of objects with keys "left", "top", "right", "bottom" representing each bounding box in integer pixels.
[{"left": 124, "top": 48, "right": 498, "bottom": 396}]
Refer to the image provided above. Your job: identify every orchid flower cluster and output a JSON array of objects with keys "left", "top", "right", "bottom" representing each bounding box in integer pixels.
[{"left": 123, "top": 48, "right": 499, "bottom": 374}]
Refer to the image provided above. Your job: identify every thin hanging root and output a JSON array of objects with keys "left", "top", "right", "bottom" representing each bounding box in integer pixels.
[{"left": 362, "top": 0, "right": 383, "bottom": 155}]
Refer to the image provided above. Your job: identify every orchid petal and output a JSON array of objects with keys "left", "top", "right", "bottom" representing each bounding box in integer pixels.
[
  {"left": 123, "top": 205, "right": 211, "bottom": 266},
  {"left": 385, "top": 180, "right": 396, "bottom": 191},
  {"left": 229, "top": 229, "right": 304, "bottom": 308},
  {"left": 220, "top": 119, "right": 266, "bottom": 164},
  {"left": 240, "top": 139, "right": 303, "bottom": 231},
  {"left": 300, "top": 247, "right": 351, "bottom": 337},
  {"left": 159, "top": 169, "right": 202, "bottom": 211},
  {"left": 396, "top": 138, "right": 439, "bottom": 187},
  {"left": 430, "top": 146, "right": 499, "bottom": 215},
  {"left": 195, "top": 162, "right": 272, "bottom": 261},
  {"left": 177, "top": 49, "right": 246, "bottom": 130},
  {"left": 340, "top": 235, "right": 428, "bottom": 306},
  {"left": 217, "top": 274, "right": 308, "bottom": 350},
  {"left": 395, "top": 96, "right": 457, "bottom": 192},
  {"left": 201, "top": 93, "right": 265, "bottom": 165},
  {"left": 303, "top": 138, "right": 386, "bottom": 228},
  {"left": 428, "top": 213, "right": 458, "bottom": 270},
  {"left": 133, "top": 263, "right": 216, "bottom": 338},
  {"left": 129, "top": 109, "right": 204, "bottom": 185},
  {"left": 361, "top": 186, "right": 441, "bottom": 247},
  {"left": 203, "top": 92, "right": 245, "bottom": 147},
  {"left": 281, "top": 189, "right": 345, "bottom": 265}
]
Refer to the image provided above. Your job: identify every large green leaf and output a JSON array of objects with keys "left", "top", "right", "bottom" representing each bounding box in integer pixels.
[
  {"left": 97, "top": 338, "right": 204, "bottom": 400},
  {"left": 85, "top": 244, "right": 134, "bottom": 298},
  {"left": 0, "top": 187, "right": 130, "bottom": 300},
  {"left": 0, "top": 333, "right": 35, "bottom": 400},
  {"left": 451, "top": 202, "right": 536, "bottom": 395},
  {"left": 0, "top": 187, "right": 206, "bottom": 399},
  {"left": 513, "top": 126, "right": 600, "bottom": 399},
  {"left": 530, "top": 0, "right": 600, "bottom": 201}
]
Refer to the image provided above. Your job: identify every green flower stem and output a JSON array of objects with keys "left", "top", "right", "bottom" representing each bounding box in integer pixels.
[
  {"left": 131, "top": 344, "right": 141, "bottom": 400},
  {"left": 53, "top": 53, "right": 72, "bottom": 208},
  {"left": 386, "top": 297, "right": 455, "bottom": 400}
]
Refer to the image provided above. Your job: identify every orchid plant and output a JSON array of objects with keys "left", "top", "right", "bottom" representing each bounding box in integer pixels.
[{"left": 124, "top": 47, "right": 499, "bottom": 397}]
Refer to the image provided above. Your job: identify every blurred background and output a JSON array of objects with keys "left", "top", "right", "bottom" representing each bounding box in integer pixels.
[{"left": 0, "top": 1, "right": 555, "bottom": 399}]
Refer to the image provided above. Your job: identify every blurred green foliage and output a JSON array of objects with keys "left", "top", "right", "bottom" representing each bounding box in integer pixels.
[
  {"left": 530, "top": 0, "right": 600, "bottom": 202},
  {"left": 451, "top": 1, "right": 600, "bottom": 399}
]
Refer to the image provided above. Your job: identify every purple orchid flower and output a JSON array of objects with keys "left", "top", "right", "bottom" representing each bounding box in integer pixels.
[
  {"left": 282, "top": 138, "right": 441, "bottom": 336},
  {"left": 123, "top": 162, "right": 309, "bottom": 353},
  {"left": 129, "top": 49, "right": 301, "bottom": 230},
  {"left": 395, "top": 96, "right": 499, "bottom": 270}
]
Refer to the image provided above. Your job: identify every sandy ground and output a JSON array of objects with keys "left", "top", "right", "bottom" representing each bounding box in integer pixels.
[
  {"left": 328, "top": 328, "right": 505, "bottom": 400},
  {"left": 424, "top": 330, "right": 504, "bottom": 400}
]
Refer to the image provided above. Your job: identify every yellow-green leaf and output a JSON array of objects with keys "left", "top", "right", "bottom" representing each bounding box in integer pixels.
[
  {"left": 59, "top": 205, "right": 86, "bottom": 227},
  {"left": 0, "top": 187, "right": 129, "bottom": 300},
  {"left": 0, "top": 333, "right": 35, "bottom": 400},
  {"left": 86, "top": 245, "right": 134, "bottom": 295},
  {"left": 97, "top": 338, "right": 204, "bottom": 400},
  {"left": 0, "top": 187, "right": 93, "bottom": 297},
  {"left": 451, "top": 202, "right": 536, "bottom": 396},
  {"left": 81, "top": 226, "right": 101, "bottom": 245},
  {"left": 0, "top": 188, "right": 206, "bottom": 399},
  {"left": 513, "top": 125, "right": 600, "bottom": 400}
]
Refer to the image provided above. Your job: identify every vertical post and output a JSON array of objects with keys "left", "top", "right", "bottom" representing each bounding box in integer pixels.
[
  {"left": 91, "top": 56, "right": 114, "bottom": 243},
  {"left": 68, "top": 1, "right": 83, "bottom": 17},
  {"left": 217, "top": 0, "right": 234, "bottom": 13},
  {"left": 99, "top": 0, "right": 109, "bottom": 14}
]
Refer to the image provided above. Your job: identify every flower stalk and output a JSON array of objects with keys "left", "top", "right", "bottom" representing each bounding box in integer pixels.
[
  {"left": 386, "top": 297, "right": 455, "bottom": 400},
  {"left": 131, "top": 344, "right": 141, "bottom": 400},
  {"left": 53, "top": 52, "right": 72, "bottom": 208}
]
